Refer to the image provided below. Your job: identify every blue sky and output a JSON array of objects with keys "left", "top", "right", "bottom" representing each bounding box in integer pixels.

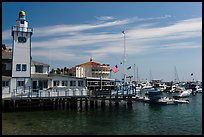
[{"left": 2, "top": 2, "right": 202, "bottom": 82}]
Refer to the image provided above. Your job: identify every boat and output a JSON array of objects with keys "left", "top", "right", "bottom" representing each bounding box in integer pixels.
[
  {"left": 174, "top": 99, "right": 189, "bottom": 104},
  {"left": 195, "top": 85, "right": 202, "bottom": 93},
  {"left": 145, "top": 89, "right": 162, "bottom": 102},
  {"left": 173, "top": 88, "right": 192, "bottom": 98},
  {"left": 156, "top": 97, "right": 176, "bottom": 105}
]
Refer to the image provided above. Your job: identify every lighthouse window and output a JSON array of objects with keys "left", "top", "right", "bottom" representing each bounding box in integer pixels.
[
  {"left": 16, "top": 64, "right": 21, "bottom": 71},
  {"left": 22, "top": 64, "right": 27, "bottom": 71},
  {"left": 21, "top": 20, "right": 24, "bottom": 24},
  {"left": 18, "top": 36, "right": 27, "bottom": 43}
]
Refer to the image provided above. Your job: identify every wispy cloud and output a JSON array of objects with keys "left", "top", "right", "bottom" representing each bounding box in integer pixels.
[
  {"left": 3, "top": 15, "right": 202, "bottom": 68},
  {"left": 160, "top": 42, "right": 201, "bottom": 50},
  {"left": 33, "top": 16, "right": 201, "bottom": 65},
  {"left": 95, "top": 16, "right": 116, "bottom": 21}
]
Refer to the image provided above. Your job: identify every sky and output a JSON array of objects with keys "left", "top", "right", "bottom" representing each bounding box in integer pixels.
[{"left": 2, "top": 2, "right": 202, "bottom": 82}]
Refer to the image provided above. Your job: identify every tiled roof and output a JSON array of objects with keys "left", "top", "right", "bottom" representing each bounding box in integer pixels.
[
  {"left": 77, "top": 61, "right": 100, "bottom": 67},
  {"left": 77, "top": 61, "right": 109, "bottom": 67}
]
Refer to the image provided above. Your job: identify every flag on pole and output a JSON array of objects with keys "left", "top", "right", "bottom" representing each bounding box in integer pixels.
[
  {"left": 127, "top": 66, "right": 131, "bottom": 70},
  {"left": 191, "top": 73, "right": 193, "bottom": 76},
  {"left": 112, "top": 65, "right": 119, "bottom": 73}
]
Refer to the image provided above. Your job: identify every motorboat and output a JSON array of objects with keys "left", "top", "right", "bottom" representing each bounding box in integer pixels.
[
  {"left": 174, "top": 99, "right": 189, "bottom": 104},
  {"left": 173, "top": 89, "right": 192, "bottom": 98},
  {"left": 195, "top": 85, "right": 202, "bottom": 93},
  {"left": 156, "top": 97, "right": 176, "bottom": 105}
]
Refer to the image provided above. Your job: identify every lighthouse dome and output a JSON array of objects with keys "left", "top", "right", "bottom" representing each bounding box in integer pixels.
[{"left": 19, "top": 10, "right": 26, "bottom": 19}]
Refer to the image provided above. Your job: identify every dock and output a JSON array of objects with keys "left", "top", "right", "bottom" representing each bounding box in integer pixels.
[{"left": 2, "top": 89, "right": 137, "bottom": 112}]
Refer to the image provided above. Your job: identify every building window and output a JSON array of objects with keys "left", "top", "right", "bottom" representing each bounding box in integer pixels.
[
  {"left": 35, "top": 65, "right": 43, "bottom": 73},
  {"left": 17, "top": 81, "right": 25, "bottom": 86},
  {"left": 70, "top": 81, "right": 76, "bottom": 86},
  {"left": 22, "top": 64, "right": 27, "bottom": 71},
  {"left": 78, "top": 81, "right": 84, "bottom": 86},
  {"left": 16, "top": 64, "right": 21, "bottom": 71},
  {"left": 43, "top": 81, "right": 48, "bottom": 88},
  {"left": 53, "top": 81, "right": 59, "bottom": 86},
  {"left": 2, "top": 81, "right": 9, "bottom": 87},
  {"left": 62, "top": 81, "right": 68, "bottom": 86}
]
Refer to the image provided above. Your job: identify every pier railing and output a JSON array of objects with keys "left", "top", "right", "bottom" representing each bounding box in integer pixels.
[{"left": 3, "top": 87, "right": 92, "bottom": 99}]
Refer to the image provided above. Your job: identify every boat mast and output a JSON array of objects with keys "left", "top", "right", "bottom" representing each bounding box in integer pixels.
[
  {"left": 134, "top": 64, "right": 135, "bottom": 82},
  {"left": 137, "top": 66, "right": 139, "bottom": 83},
  {"left": 174, "top": 66, "right": 179, "bottom": 83},
  {"left": 150, "top": 70, "right": 153, "bottom": 82}
]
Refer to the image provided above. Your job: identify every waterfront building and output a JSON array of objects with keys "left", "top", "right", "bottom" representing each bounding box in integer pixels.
[
  {"left": 2, "top": 11, "right": 52, "bottom": 97},
  {"left": 31, "top": 60, "right": 51, "bottom": 91},
  {"left": 2, "top": 50, "right": 51, "bottom": 93},
  {"left": 2, "top": 11, "right": 115, "bottom": 98},
  {"left": 75, "top": 58, "right": 111, "bottom": 79}
]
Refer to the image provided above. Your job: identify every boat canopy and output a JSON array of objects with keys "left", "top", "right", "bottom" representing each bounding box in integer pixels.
[
  {"left": 147, "top": 89, "right": 161, "bottom": 93},
  {"left": 115, "top": 79, "right": 124, "bottom": 82}
]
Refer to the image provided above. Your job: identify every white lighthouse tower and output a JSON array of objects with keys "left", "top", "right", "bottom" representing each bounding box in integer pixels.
[{"left": 11, "top": 11, "right": 33, "bottom": 93}]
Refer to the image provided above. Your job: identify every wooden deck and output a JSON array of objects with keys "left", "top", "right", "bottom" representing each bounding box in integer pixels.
[{"left": 2, "top": 93, "right": 137, "bottom": 112}]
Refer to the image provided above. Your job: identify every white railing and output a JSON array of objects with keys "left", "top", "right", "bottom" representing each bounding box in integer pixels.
[
  {"left": 2, "top": 87, "right": 91, "bottom": 99},
  {"left": 12, "top": 26, "right": 33, "bottom": 33}
]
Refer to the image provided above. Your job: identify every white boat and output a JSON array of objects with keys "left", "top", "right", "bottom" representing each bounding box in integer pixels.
[
  {"left": 157, "top": 97, "right": 189, "bottom": 104},
  {"left": 156, "top": 97, "right": 176, "bottom": 105},
  {"left": 173, "top": 89, "right": 192, "bottom": 98},
  {"left": 195, "top": 85, "right": 202, "bottom": 93},
  {"left": 174, "top": 99, "right": 189, "bottom": 104}
]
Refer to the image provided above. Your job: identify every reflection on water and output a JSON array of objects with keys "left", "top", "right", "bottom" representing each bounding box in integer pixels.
[{"left": 2, "top": 93, "right": 202, "bottom": 135}]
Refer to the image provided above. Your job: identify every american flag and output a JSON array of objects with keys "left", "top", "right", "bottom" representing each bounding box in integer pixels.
[{"left": 112, "top": 65, "right": 119, "bottom": 73}]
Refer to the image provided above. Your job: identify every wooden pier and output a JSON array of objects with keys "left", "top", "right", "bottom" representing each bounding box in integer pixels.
[{"left": 2, "top": 94, "right": 135, "bottom": 112}]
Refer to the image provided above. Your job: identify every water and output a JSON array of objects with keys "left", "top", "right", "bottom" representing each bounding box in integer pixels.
[{"left": 2, "top": 93, "right": 202, "bottom": 135}]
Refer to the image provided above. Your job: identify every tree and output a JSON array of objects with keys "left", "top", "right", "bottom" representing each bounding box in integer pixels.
[
  {"left": 50, "top": 69, "right": 55, "bottom": 74},
  {"left": 56, "top": 68, "right": 61, "bottom": 74}
]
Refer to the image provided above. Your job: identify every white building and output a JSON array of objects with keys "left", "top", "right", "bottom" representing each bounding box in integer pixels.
[{"left": 75, "top": 58, "right": 111, "bottom": 78}]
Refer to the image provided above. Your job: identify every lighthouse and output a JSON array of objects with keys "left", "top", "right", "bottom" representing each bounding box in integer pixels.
[{"left": 11, "top": 11, "right": 33, "bottom": 93}]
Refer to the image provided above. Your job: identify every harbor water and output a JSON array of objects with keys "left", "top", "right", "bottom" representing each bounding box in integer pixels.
[{"left": 2, "top": 92, "right": 202, "bottom": 135}]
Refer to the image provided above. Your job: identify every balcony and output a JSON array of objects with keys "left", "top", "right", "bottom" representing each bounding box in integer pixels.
[{"left": 12, "top": 26, "right": 33, "bottom": 35}]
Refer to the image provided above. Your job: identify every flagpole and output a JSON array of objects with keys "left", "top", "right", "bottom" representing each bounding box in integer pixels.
[{"left": 122, "top": 31, "right": 126, "bottom": 83}]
